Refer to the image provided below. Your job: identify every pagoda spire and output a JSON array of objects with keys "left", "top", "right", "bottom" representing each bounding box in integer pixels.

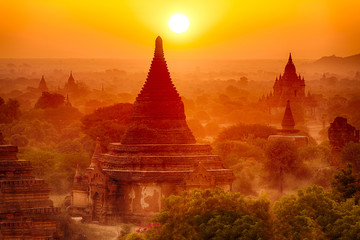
[
  {"left": 281, "top": 100, "right": 295, "bottom": 130},
  {"left": 288, "top": 53, "right": 293, "bottom": 64},
  {"left": 121, "top": 36, "right": 195, "bottom": 144}
]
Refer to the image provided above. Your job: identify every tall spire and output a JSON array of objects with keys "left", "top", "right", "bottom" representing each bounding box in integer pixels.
[
  {"left": 288, "top": 53, "right": 293, "bottom": 64},
  {"left": 121, "top": 36, "right": 195, "bottom": 144},
  {"left": 281, "top": 100, "right": 295, "bottom": 130}
]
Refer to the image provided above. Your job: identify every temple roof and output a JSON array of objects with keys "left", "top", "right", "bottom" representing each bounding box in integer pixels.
[
  {"left": 281, "top": 100, "right": 295, "bottom": 130},
  {"left": 121, "top": 36, "right": 195, "bottom": 144}
]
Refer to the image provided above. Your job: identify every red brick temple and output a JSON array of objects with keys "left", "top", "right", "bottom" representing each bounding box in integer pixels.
[
  {"left": 0, "top": 135, "right": 62, "bottom": 239},
  {"left": 70, "top": 36, "right": 234, "bottom": 223}
]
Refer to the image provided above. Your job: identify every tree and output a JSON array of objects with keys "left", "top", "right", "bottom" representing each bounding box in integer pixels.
[
  {"left": 81, "top": 103, "right": 133, "bottom": 148},
  {"left": 273, "top": 185, "right": 338, "bottom": 240},
  {"left": 331, "top": 164, "right": 360, "bottom": 204},
  {"left": 34, "top": 92, "right": 65, "bottom": 109},
  {"left": 265, "top": 139, "right": 299, "bottom": 195},
  {"left": 273, "top": 185, "right": 360, "bottom": 240},
  {"left": 340, "top": 142, "right": 360, "bottom": 172},
  {"left": 216, "top": 123, "right": 277, "bottom": 142},
  {"left": 139, "top": 188, "right": 271, "bottom": 240},
  {"left": 0, "top": 98, "right": 20, "bottom": 123}
]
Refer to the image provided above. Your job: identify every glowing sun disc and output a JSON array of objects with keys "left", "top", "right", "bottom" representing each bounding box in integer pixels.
[{"left": 168, "top": 14, "right": 189, "bottom": 33}]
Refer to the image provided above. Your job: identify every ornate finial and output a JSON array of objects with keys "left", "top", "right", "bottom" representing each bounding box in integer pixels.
[
  {"left": 154, "top": 36, "right": 164, "bottom": 58},
  {"left": 288, "top": 53, "right": 293, "bottom": 63}
]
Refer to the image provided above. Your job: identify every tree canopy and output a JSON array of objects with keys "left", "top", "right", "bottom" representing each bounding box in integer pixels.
[
  {"left": 135, "top": 188, "right": 272, "bottom": 240},
  {"left": 81, "top": 103, "right": 133, "bottom": 148}
]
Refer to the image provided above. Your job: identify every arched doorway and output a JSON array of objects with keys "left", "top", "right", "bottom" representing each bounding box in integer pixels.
[{"left": 92, "top": 192, "right": 102, "bottom": 221}]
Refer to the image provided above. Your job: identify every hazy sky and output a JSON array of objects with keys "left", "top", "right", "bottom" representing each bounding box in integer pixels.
[{"left": 1, "top": 0, "right": 359, "bottom": 59}]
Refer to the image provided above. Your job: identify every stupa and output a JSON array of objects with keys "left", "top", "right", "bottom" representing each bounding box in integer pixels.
[
  {"left": 70, "top": 36, "right": 234, "bottom": 223},
  {"left": 0, "top": 134, "right": 62, "bottom": 238},
  {"left": 268, "top": 100, "right": 308, "bottom": 147}
]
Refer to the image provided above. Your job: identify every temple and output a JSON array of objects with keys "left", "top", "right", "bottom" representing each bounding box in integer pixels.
[
  {"left": 69, "top": 36, "right": 234, "bottom": 223},
  {"left": 0, "top": 134, "right": 62, "bottom": 238},
  {"left": 38, "top": 75, "right": 49, "bottom": 92},
  {"left": 268, "top": 100, "right": 308, "bottom": 147},
  {"left": 328, "top": 117, "right": 359, "bottom": 166},
  {"left": 64, "top": 71, "right": 79, "bottom": 93},
  {"left": 261, "top": 54, "right": 315, "bottom": 111}
]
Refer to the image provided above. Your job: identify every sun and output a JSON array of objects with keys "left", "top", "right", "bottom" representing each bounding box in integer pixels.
[{"left": 168, "top": 14, "right": 190, "bottom": 33}]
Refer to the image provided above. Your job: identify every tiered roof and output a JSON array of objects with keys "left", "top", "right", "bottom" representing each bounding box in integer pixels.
[{"left": 121, "top": 36, "right": 195, "bottom": 144}]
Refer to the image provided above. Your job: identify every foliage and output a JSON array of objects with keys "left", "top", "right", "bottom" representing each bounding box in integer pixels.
[
  {"left": 0, "top": 98, "right": 20, "bottom": 123},
  {"left": 273, "top": 185, "right": 360, "bottom": 240},
  {"left": 9, "top": 134, "right": 28, "bottom": 147},
  {"left": 81, "top": 103, "right": 132, "bottom": 147},
  {"left": 142, "top": 188, "right": 271, "bottom": 240},
  {"left": 340, "top": 142, "right": 360, "bottom": 172},
  {"left": 18, "top": 150, "right": 90, "bottom": 193},
  {"left": 331, "top": 164, "right": 360, "bottom": 204},
  {"left": 34, "top": 91, "right": 65, "bottom": 109},
  {"left": 265, "top": 139, "right": 309, "bottom": 193},
  {"left": 216, "top": 123, "right": 277, "bottom": 142}
]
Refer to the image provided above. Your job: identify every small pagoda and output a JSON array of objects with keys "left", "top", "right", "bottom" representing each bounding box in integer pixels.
[
  {"left": 70, "top": 37, "right": 234, "bottom": 223},
  {"left": 0, "top": 133, "right": 62, "bottom": 239},
  {"left": 268, "top": 100, "right": 308, "bottom": 147}
]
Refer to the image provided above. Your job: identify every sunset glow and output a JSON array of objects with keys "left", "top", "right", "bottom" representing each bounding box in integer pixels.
[{"left": 0, "top": 0, "right": 359, "bottom": 59}]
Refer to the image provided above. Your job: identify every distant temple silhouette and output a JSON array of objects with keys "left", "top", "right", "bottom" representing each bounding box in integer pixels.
[
  {"left": 261, "top": 54, "right": 315, "bottom": 111},
  {"left": 64, "top": 71, "right": 79, "bottom": 93},
  {"left": 38, "top": 75, "right": 49, "bottom": 92},
  {"left": 69, "top": 36, "right": 234, "bottom": 223}
]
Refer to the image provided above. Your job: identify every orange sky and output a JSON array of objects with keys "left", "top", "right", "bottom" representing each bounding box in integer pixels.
[{"left": 1, "top": 0, "right": 359, "bottom": 59}]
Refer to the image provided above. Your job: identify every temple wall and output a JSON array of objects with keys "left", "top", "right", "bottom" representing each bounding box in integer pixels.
[{"left": 128, "top": 183, "right": 161, "bottom": 215}]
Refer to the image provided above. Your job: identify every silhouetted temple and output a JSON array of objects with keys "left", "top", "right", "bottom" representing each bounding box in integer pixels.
[
  {"left": 0, "top": 135, "right": 62, "bottom": 238},
  {"left": 70, "top": 36, "right": 234, "bottom": 223},
  {"left": 268, "top": 100, "right": 308, "bottom": 147},
  {"left": 262, "top": 54, "right": 315, "bottom": 110},
  {"left": 38, "top": 75, "right": 49, "bottom": 92},
  {"left": 64, "top": 71, "right": 79, "bottom": 93},
  {"left": 328, "top": 117, "right": 359, "bottom": 166}
]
